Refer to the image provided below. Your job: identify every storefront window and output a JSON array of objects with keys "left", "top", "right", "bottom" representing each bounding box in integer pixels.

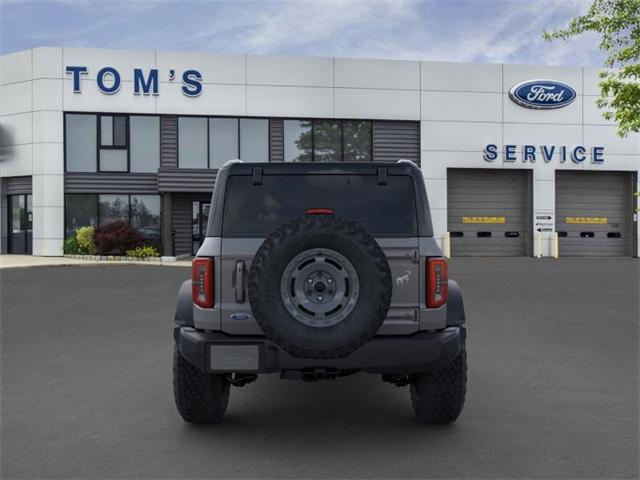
[
  {"left": 65, "top": 194, "right": 98, "bottom": 235},
  {"left": 130, "top": 116, "right": 160, "bottom": 173},
  {"left": 99, "top": 115, "right": 127, "bottom": 147},
  {"left": 240, "top": 118, "right": 268, "bottom": 162},
  {"left": 343, "top": 121, "right": 372, "bottom": 162},
  {"left": 178, "top": 117, "right": 208, "bottom": 168},
  {"left": 98, "top": 195, "right": 129, "bottom": 225},
  {"left": 130, "top": 195, "right": 161, "bottom": 244},
  {"left": 99, "top": 115, "right": 128, "bottom": 171},
  {"left": 66, "top": 194, "right": 161, "bottom": 244},
  {"left": 284, "top": 120, "right": 312, "bottom": 162},
  {"left": 209, "top": 118, "right": 239, "bottom": 168},
  {"left": 313, "top": 120, "right": 342, "bottom": 162},
  {"left": 99, "top": 150, "right": 127, "bottom": 171},
  {"left": 100, "top": 116, "right": 113, "bottom": 146},
  {"left": 65, "top": 114, "right": 97, "bottom": 172}
]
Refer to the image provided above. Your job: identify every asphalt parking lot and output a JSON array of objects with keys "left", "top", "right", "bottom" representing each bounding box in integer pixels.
[{"left": 1, "top": 258, "right": 638, "bottom": 479}]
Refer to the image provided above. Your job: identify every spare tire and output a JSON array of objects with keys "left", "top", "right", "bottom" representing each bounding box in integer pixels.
[{"left": 248, "top": 215, "right": 391, "bottom": 359}]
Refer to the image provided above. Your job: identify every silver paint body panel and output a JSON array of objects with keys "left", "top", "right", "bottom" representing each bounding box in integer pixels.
[{"left": 193, "top": 235, "right": 447, "bottom": 333}]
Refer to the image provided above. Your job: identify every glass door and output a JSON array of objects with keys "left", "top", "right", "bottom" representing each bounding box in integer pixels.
[
  {"left": 191, "top": 201, "right": 211, "bottom": 255},
  {"left": 8, "top": 194, "right": 32, "bottom": 254}
]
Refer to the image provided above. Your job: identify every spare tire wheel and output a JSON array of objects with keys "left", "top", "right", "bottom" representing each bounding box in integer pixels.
[{"left": 248, "top": 215, "right": 392, "bottom": 359}]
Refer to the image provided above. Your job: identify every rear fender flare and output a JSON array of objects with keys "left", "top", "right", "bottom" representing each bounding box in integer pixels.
[
  {"left": 175, "top": 280, "right": 193, "bottom": 327},
  {"left": 446, "top": 279, "right": 465, "bottom": 326}
]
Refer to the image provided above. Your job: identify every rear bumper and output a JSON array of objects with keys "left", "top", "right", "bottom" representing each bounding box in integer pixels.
[{"left": 174, "top": 326, "right": 464, "bottom": 375}]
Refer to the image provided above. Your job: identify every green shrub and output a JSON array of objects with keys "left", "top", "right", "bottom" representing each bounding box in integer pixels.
[
  {"left": 125, "top": 245, "right": 160, "bottom": 258},
  {"left": 76, "top": 226, "right": 97, "bottom": 254},
  {"left": 64, "top": 236, "right": 79, "bottom": 254}
]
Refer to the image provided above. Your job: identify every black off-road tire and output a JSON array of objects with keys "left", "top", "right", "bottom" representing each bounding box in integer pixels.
[
  {"left": 173, "top": 345, "right": 230, "bottom": 424},
  {"left": 248, "top": 215, "right": 392, "bottom": 359},
  {"left": 410, "top": 345, "right": 467, "bottom": 424}
]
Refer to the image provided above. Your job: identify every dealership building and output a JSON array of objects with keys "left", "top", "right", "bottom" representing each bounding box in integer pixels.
[{"left": 0, "top": 47, "right": 638, "bottom": 257}]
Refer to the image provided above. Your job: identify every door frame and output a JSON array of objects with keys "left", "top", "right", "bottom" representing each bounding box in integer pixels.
[
  {"left": 7, "top": 193, "right": 33, "bottom": 254},
  {"left": 191, "top": 200, "right": 211, "bottom": 255}
]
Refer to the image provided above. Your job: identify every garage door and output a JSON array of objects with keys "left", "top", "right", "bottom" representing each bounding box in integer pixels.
[
  {"left": 447, "top": 169, "right": 531, "bottom": 256},
  {"left": 556, "top": 171, "right": 634, "bottom": 256}
]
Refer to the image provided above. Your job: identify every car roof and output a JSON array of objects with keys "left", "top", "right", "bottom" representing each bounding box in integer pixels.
[{"left": 223, "top": 161, "right": 421, "bottom": 176}]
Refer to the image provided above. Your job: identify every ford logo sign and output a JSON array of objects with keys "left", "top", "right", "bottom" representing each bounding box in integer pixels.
[
  {"left": 509, "top": 79, "right": 577, "bottom": 109},
  {"left": 230, "top": 312, "right": 252, "bottom": 321}
]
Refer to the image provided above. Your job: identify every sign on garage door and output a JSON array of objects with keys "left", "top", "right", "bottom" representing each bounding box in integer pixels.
[
  {"left": 556, "top": 171, "right": 633, "bottom": 256},
  {"left": 447, "top": 169, "right": 531, "bottom": 256}
]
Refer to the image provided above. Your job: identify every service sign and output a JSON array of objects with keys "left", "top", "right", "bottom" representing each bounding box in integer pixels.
[{"left": 509, "top": 79, "right": 577, "bottom": 109}]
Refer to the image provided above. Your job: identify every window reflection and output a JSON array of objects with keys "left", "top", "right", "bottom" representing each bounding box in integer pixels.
[
  {"left": 65, "top": 194, "right": 98, "bottom": 236},
  {"left": 343, "top": 121, "right": 372, "bottom": 162},
  {"left": 131, "top": 195, "right": 161, "bottom": 245},
  {"left": 98, "top": 195, "right": 129, "bottom": 225},
  {"left": 313, "top": 120, "right": 342, "bottom": 162},
  {"left": 284, "top": 120, "right": 312, "bottom": 162},
  {"left": 284, "top": 119, "right": 372, "bottom": 162}
]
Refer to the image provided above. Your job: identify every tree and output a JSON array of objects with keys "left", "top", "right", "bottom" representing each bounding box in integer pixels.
[{"left": 543, "top": 0, "right": 640, "bottom": 136}]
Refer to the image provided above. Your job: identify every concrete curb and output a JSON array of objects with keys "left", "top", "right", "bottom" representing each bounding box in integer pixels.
[{"left": 0, "top": 255, "right": 191, "bottom": 270}]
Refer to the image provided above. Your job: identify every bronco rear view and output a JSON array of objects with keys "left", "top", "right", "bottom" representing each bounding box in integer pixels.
[{"left": 173, "top": 160, "right": 467, "bottom": 424}]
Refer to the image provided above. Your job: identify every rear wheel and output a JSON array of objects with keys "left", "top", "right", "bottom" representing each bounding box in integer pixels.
[
  {"left": 173, "top": 345, "right": 230, "bottom": 424},
  {"left": 410, "top": 346, "right": 467, "bottom": 424}
]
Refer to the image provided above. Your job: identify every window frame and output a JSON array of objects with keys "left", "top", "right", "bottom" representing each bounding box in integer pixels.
[
  {"left": 209, "top": 117, "right": 240, "bottom": 169},
  {"left": 129, "top": 115, "right": 161, "bottom": 173},
  {"left": 64, "top": 112, "right": 98, "bottom": 173},
  {"left": 64, "top": 193, "right": 162, "bottom": 240},
  {"left": 64, "top": 112, "right": 161, "bottom": 174},
  {"left": 177, "top": 115, "right": 271, "bottom": 169},
  {"left": 98, "top": 114, "right": 129, "bottom": 172},
  {"left": 283, "top": 118, "right": 373, "bottom": 163}
]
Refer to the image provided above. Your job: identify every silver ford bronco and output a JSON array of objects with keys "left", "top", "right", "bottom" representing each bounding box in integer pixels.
[{"left": 173, "top": 160, "right": 467, "bottom": 424}]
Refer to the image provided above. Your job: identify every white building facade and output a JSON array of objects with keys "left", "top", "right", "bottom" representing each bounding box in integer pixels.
[{"left": 1, "top": 47, "right": 638, "bottom": 257}]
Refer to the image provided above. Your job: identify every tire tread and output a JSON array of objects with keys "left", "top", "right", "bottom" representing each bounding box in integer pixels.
[
  {"left": 173, "top": 346, "right": 230, "bottom": 424},
  {"left": 410, "top": 347, "right": 467, "bottom": 424}
]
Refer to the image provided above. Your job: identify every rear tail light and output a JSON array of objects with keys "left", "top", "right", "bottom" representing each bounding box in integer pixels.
[
  {"left": 427, "top": 258, "right": 448, "bottom": 308},
  {"left": 305, "top": 208, "right": 335, "bottom": 215},
  {"left": 192, "top": 257, "right": 214, "bottom": 308}
]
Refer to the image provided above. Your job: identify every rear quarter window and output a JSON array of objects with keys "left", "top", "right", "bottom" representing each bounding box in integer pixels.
[{"left": 221, "top": 174, "right": 418, "bottom": 237}]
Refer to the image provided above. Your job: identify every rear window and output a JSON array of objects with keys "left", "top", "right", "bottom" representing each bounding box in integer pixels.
[{"left": 222, "top": 174, "right": 418, "bottom": 237}]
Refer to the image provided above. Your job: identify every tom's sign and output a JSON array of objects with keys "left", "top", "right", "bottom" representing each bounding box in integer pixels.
[
  {"left": 65, "top": 66, "right": 203, "bottom": 97},
  {"left": 509, "top": 79, "right": 576, "bottom": 109}
]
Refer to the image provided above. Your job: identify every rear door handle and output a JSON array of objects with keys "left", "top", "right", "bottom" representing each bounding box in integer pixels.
[{"left": 235, "top": 261, "right": 245, "bottom": 303}]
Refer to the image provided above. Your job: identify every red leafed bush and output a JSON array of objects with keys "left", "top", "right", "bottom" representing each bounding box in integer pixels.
[{"left": 94, "top": 220, "right": 143, "bottom": 255}]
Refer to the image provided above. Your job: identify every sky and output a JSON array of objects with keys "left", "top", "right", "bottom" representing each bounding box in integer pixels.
[{"left": 0, "top": 0, "right": 605, "bottom": 66}]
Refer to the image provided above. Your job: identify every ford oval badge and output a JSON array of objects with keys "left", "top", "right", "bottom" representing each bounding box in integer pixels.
[
  {"left": 230, "top": 312, "right": 252, "bottom": 321},
  {"left": 509, "top": 79, "right": 577, "bottom": 109}
]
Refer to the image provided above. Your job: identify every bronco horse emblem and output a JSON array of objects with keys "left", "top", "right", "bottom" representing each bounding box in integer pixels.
[{"left": 395, "top": 270, "right": 411, "bottom": 287}]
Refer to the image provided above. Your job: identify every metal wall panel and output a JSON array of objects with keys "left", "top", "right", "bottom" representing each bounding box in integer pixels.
[
  {"left": 64, "top": 173, "right": 157, "bottom": 193},
  {"left": 269, "top": 119, "right": 284, "bottom": 162},
  {"left": 447, "top": 169, "right": 531, "bottom": 256},
  {"left": 373, "top": 121, "right": 420, "bottom": 166},
  {"left": 160, "top": 115, "right": 178, "bottom": 168},
  {"left": 556, "top": 171, "right": 633, "bottom": 257},
  {"left": 157, "top": 168, "right": 216, "bottom": 193},
  {"left": 5, "top": 176, "right": 32, "bottom": 195}
]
